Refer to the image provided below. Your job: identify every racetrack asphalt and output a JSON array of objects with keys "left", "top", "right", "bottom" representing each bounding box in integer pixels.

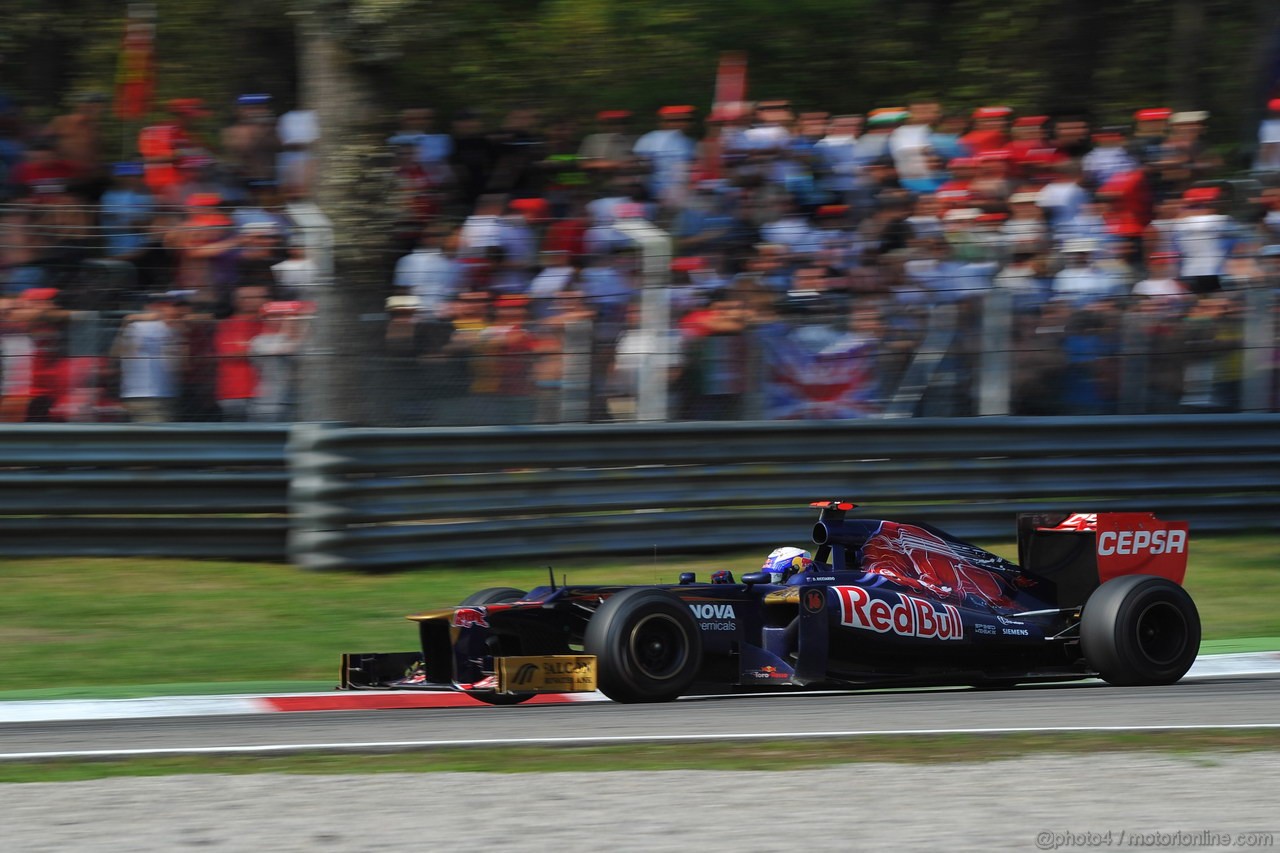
[{"left": 2, "top": 672, "right": 1278, "bottom": 760}]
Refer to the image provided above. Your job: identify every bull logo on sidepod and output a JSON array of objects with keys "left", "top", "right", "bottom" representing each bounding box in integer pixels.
[{"left": 861, "top": 522, "right": 1015, "bottom": 609}]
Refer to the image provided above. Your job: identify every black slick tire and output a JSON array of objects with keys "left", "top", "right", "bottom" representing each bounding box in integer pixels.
[
  {"left": 1080, "top": 574, "right": 1201, "bottom": 686},
  {"left": 459, "top": 587, "right": 527, "bottom": 606},
  {"left": 584, "top": 588, "right": 703, "bottom": 703}
]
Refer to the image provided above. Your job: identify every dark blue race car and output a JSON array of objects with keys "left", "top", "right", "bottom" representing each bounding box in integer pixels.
[{"left": 341, "top": 501, "right": 1200, "bottom": 704}]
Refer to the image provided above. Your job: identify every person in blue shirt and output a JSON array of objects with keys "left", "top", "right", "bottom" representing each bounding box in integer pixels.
[{"left": 99, "top": 162, "right": 155, "bottom": 261}]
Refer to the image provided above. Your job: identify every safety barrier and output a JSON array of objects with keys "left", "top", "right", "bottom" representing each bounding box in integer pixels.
[
  {"left": 5, "top": 418, "right": 1277, "bottom": 565},
  {"left": 0, "top": 425, "right": 290, "bottom": 559},
  {"left": 287, "top": 415, "right": 1280, "bottom": 571}
]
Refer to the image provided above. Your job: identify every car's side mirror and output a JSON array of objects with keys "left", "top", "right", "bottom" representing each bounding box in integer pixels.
[
  {"left": 742, "top": 571, "right": 771, "bottom": 587},
  {"left": 678, "top": 572, "right": 696, "bottom": 585}
]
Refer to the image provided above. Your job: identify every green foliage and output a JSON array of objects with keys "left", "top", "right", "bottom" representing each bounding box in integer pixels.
[{"left": 0, "top": 0, "right": 1275, "bottom": 144}]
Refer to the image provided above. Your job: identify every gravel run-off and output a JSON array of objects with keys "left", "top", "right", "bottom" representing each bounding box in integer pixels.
[{"left": 7, "top": 752, "right": 1278, "bottom": 852}]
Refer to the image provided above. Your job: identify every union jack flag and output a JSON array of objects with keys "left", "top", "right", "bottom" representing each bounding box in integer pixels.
[{"left": 763, "top": 332, "right": 880, "bottom": 420}]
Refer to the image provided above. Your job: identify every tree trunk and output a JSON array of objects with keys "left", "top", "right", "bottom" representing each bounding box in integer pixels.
[
  {"left": 1042, "top": 0, "right": 1106, "bottom": 114},
  {"left": 1246, "top": 0, "right": 1280, "bottom": 148},
  {"left": 297, "top": 8, "right": 397, "bottom": 425},
  {"left": 1168, "top": 0, "right": 1205, "bottom": 111}
]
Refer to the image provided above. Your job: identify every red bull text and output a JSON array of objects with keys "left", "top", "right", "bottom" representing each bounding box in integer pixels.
[{"left": 835, "top": 586, "right": 964, "bottom": 641}]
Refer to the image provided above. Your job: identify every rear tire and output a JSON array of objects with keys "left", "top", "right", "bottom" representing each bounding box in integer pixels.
[
  {"left": 458, "top": 587, "right": 531, "bottom": 704},
  {"left": 1080, "top": 575, "right": 1200, "bottom": 686},
  {"left": 584, "top": 589, "right": 703, "bottom": 703}
]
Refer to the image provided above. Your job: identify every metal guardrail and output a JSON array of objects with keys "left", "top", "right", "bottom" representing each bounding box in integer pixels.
[
  {"left": 287, "top": 415, "right": 1280, "bottom": 571},
  {"left": 0, "top": 425, "right": 290, "bottom": 559},
  {"left": 5, "top": 418, "right": 1277, "bottom": 565}
]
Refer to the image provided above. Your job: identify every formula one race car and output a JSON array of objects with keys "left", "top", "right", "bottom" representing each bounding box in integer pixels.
[{"left": 340, "top": 502, "right": 1200, "bottom": 704}]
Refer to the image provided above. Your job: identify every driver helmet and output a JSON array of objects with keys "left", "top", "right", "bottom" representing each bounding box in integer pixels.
[{"left": 762, "top": 546, "right": 814, "bottom": 584}]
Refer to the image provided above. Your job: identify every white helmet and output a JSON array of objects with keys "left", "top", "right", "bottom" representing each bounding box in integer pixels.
[{"left": 762, "top": 546, "right": 814, "bottom": 584}]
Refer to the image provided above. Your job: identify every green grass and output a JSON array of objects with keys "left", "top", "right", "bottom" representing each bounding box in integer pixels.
[
  {"left": 3, "top": 730, "right": 1280, "bottom": 783},
  {"left": 0, "top": 534, "right": 1276, "bottom": 695}
]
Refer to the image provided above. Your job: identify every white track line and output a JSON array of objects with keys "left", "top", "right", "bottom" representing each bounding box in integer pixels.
[{"left": 6, "top": 724, "right": 1280, "bottom": 762}]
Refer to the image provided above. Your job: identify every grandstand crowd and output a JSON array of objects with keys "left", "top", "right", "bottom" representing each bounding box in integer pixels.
[{"left": 1, "top": 91, "right": 1279, "bottom": 424}]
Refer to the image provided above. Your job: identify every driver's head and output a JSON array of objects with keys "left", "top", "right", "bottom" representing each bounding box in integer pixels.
[{"left": 762, "top": 547, "right": 814, "bottom": 584}]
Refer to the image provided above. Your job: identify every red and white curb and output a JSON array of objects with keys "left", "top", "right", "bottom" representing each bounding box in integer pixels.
[
  {"left": 0, "top": 690, "right": 606, "bottom": 724},
  {"left": 1, "top": 651, "right": 1277, "bottom": 725}
]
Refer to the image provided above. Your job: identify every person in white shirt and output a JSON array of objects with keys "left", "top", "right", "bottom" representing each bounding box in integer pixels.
[
  {"left": 529, "top": 251, "right": 578, "bottom": 310},
  {"left": 815, "top": 114, "right": 863, "bottom": 203},
  {"left": 276, "top": 108, "right": 319, "bottom": 193},
  {"left": 456, "top": 194, "right": 506, "bottom": 259},
  {"left": 632, "top": 105, "right": 698, "bottom": 211},
  {"left": 1001, "top": 191, "right": 1050, "bottom": 254},
  {"left": 271, "top": 242, "right": 318, "bottom": 297},
  {"left": 113, "top": 293, "right": 183, "bottom": 422},
  {"left": 1051, "top": 240, "right": 1125, "bottom": 306},
  {"left": 1037, "top": 160, "right": 1089, "bottom": 232},
  {"left": 1173, "top": 186, "right": 1234, "bottom": 294},
  {"left": 393, "top": 224, "right": 460, "bottom": 319},
  {"left": 1131, "top": 252, "right": 1191, "bottom": 300},
  {"left": 1255, "top": 98, "right": 1280, "bottom": 171},
  {"left": 889, "top": 101, "right": 940, "bottom": 183}
]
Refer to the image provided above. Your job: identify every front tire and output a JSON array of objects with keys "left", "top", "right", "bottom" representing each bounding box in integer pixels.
[
  {"left": 1080, "top": 575, "right": 1200, "bottom": 686},
  {"left": 459, "top": 587, "right": 527, "bottom": 606},
  {"left": 584, "top": 589, "right": 703, "bottom": 703}
]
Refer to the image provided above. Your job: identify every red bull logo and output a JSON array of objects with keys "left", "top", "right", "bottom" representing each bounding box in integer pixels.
[
  {"left": 835, "top": 586, "right": 964, "bottom": 641},
  {"left": 452, "top": 607, "right": 489, "bottom": 629}
]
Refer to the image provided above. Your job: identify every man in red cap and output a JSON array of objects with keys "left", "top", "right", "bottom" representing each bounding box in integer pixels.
[
  {"left": 961, "top": 106, "right": 1011, "bottom": 155},
  {"left": 633, "top": 105, "right": 698, "bottom": 214},
  {"left": 248, "top": 300, "right": 312, "bottom": 422},
  {"left": 1130, "top": 107, "right": 1173, "bottom": 166},
  {"left": 213, "top": 284, "right": 269, "bottom": 420},
  {"left": 1255, "top": 98, "right": 1280, "bottom": 171},
  {"left": 1173, "top": 185, "right": 1230, "bottom": 294},
  {"left": 1006, "top": 115, "right": 1053, "bottom": 179},
  {"left": 0, "top": 288, "right": 68, "bottom": 422}
]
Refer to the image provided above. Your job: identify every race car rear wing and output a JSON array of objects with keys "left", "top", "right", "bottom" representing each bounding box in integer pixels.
[{"left": 1017, "top": 512, "right": 1189, "bottom": 607}]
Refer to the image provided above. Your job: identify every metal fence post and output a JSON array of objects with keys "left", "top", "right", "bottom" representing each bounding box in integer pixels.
[
  {"left": 613, "top": 219, "right": 673, "bottom": 421},
  {"left": 286, "top": 201, "right": 336, "bottom": 423},
  {"left": 978, "top": 289, "right": 1012, "bottom": 415},
  {"left": 1242, "top": 286, "right": 1276, "bottom": 412},
  {"left": 559, "top": 319, "right": 593, "bottom": 423},
  {"left": 1118, "top": 307, "right": 1150, "bottom": 415}
]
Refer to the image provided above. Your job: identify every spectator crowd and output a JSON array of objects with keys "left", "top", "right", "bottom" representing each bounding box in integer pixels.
[{"left": 2, "top": 88, "right": 1279, "bottom": 424}]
